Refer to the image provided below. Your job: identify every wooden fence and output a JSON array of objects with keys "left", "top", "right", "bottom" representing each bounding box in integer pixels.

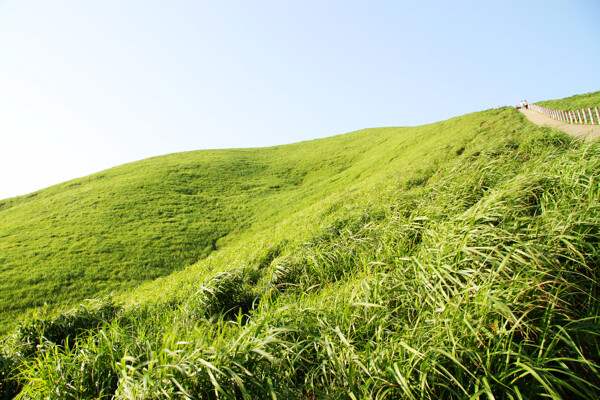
[{"left": 529, "top": 104, "right": 600, "bottom": 125}]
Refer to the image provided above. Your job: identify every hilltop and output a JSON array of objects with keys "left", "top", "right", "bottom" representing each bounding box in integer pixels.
[
  {"left": 2, "top": 93, "right": 600, "bottom": 399},
  {"left": 534, "top": 90, "right": 600, "bottom": 111}
]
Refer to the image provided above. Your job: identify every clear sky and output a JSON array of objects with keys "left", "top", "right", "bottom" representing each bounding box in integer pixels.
[{"left": 1, "top": 1, "right": 599, "bottom": 199}]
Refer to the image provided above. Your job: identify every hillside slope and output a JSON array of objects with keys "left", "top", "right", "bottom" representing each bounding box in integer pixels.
[
  {"left": 1, "top": 111, "right": 489, "bottom": 333},
  {"left": 534, "top": 90, "right": 600, "bottom": 110},
  {"left": 3, "top": 101, "right": 600, "bottom": 399}
]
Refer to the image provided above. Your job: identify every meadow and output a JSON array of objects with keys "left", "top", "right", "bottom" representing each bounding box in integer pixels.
[
  {"left": 0, "top": 111, "right": 481, "bottom": 334},
  {"left": 535, "top": 90, "right": 600, "bottom": 111},
  {"left": 1, "top": 93, "right": 600, "bottom": 399}
]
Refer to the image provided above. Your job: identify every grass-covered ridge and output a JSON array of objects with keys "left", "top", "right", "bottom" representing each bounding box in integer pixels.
[
  {"left": 2, "top": 101, "right": 600, "bottom": 399},
  {"left": 0, "top": 111, "right": 489, "bottom": 334},
  {"left": 535, "top": 89, "right": 600, "bottom": 110}
]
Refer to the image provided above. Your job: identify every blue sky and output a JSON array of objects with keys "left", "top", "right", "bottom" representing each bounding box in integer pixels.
[{"left": 1, "top": 1, "right": 599, "bottom": 199}]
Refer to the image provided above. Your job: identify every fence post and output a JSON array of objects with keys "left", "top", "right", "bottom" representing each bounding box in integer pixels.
[{"left": 530, "top": 104, "right": 600, "bottom": 124}]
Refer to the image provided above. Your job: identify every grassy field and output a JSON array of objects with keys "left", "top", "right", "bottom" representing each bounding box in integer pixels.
[
  {"left": 535, "top": 90, "right": 600, "bottom": 110},
  {"left": 0, "top": 111, "right": 487, "bottom": 334},
  {"left": 1, "top": 92, "right": 600, "bottom": 399}
]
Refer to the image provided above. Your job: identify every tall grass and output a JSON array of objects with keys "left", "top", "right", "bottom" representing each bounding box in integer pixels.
[
  {"left": 2, "top": 105, "right": 600, "bottom": 398},
  {"left": 0, "top": 106, "right": 507, "bottom": 333},
  {"left": 534, "top": 89, "right": 600, "bottom": 111}
]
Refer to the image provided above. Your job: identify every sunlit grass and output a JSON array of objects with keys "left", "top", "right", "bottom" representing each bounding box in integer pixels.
[
  {"left": 535, "top": 90, "right": 600, "bottom": 110},
  {"left": 0, "top": 109, "right": 503, "bottom": 333},
  {"left": 2, "top": 101, "right": 600, "bottom": 398}
]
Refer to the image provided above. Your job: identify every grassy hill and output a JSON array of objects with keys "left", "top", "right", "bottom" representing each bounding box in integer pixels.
[
  {"left": 535, "top": 90, "right": 600, "bottom": 110},
  {"left": 2, "top": 94, "right": 600, "bottom": 399},
  {"left": 0, "top": 114, "right": 482, "bottom": 334},
  {"left": 0, "top": 128, "right": 390, "bottom": 331}
]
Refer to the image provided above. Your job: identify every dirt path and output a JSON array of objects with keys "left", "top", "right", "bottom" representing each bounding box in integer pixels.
[{"left": 520, "top": 108, "right": 600, "bottom": 142}]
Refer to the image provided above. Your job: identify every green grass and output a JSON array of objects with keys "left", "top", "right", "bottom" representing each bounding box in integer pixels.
[
  {"left": 2, "top": 94, "right": 600, "bottom": 399},
  {"left": 0, "top": 110, "right": 497, "bottom": 334},
  {"left": 535, "top": 90, "right": 600, "bottom": 110},
  {"left": 0, "top": 129, "right": 384, "bottom": 330}
]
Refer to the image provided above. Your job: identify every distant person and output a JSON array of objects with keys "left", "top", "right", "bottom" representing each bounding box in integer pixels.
[{"left": 523, "top": 100, "right": 529, "bottom": 109}]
